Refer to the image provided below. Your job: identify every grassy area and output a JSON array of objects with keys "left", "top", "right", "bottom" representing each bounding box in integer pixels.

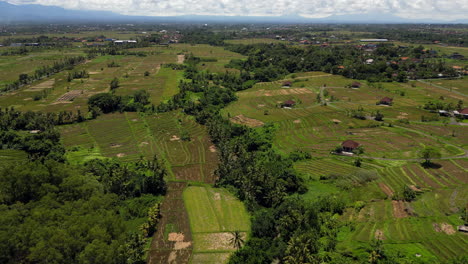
[
  {"left": 0, "top": 149, "right": 28, "bottom": 166},
  {"left": 183, "top": 186, "right": 251, "bottom": 263}
]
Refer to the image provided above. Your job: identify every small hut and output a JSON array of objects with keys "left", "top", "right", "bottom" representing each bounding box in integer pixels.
[
  {"left": 282, "top": 81, "right": 292, "bottom": 88},
  {"left": 351, "top": 82, "right": 361, "bottom": 88},
  {"left": 378, "top": 97, "right": 393, "bottom": 105},
  {"left": 282, "top": 100, "right": 296, "bottom": 108},
  {"left": 341, "top": 140, "right": 360, "bottom": 153}
]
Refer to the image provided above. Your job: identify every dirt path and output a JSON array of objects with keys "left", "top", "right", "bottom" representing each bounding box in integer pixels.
[{"left": 147, "top": 182, "right": 193, "bottom": 264}]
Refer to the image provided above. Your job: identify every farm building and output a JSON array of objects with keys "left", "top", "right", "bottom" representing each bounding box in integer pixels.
[
  {"left": 454, "top": 108, "right": 468, "bottom": 119},
  {"left": 114, "top": 40, "right": 137, "bottom": 44},
  {"left": 341, "top": 140, "right": 360, "bottom": 153},
  {"left": 458, "top": 225, "right": 468, "bottom": 233},
  {"left": 282, "top": 81, "right": 292, "bottom": 88},
  {"left": 360, "top": 39, "right": 388, "bottom": 42},
  {"left": 449, "top": 53, "right": 465, "bottom": 60},
  {"left": 351, "top": 82, "right": 361, "bottom": 88},
  {"left": 282, "top": 100, "right": 296, "bottom": 107},
  {"left": 378, "top": 97, "right": 393, "bottom": 105}
]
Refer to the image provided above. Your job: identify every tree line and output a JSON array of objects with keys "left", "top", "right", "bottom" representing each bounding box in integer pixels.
[
  {"left": 0, "top": 107, "right": 168, "bottom": 263},
  {"left": 2, "top": 55, "right": 86, "bottom": 92},
  {"left": 225, "top": 43, "right": 459, "bottom": 83}
]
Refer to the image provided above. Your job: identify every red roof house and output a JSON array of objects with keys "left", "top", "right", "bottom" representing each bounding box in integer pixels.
[
  {"left": 341, "top": 140, "right": 360, "bottom": 152},
  {"left": 379, "top": 97, "right": 393, "bottom": 105},
  {"left": 282, "top": 100, "right": 296, "bottom": 107}
]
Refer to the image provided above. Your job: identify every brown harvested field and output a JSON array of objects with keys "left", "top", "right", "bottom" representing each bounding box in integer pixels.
[
  {"left": 392, "top": 200, "right": 409, "bottom": 218},
  {"left": 147, "top": 182, "right": 193, "bottom": 264},
  {"left": 436, "top": 161, "right": 468, "bottom": 183},
  {"left": 378, "top": 182, "right": 394, "bottom": 197},
  {"left": 230, "top": 114, "right": 265, "bottom": 127},
  {"left": 433, "top": 223, "right": 456, "bottom": 235},
  {"left": 172, "top": 163, "right": 217, "bottom": 183},
  {"left": 177, "top": 54, "right": 185, "bottom": 64},
  {"left": 24, "top": 79, "right": 55, "bottom": 91},
  {"left": 374, "top": 229, "right": 386, "bottom": 240},
  {"left": 192, "top": 232, "right": 247, "bottom": 251}
]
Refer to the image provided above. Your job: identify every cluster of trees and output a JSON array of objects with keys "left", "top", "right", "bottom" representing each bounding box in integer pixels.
[
  {"left": 67, "top": 70, "right": 89, "bottom": 82},
  {"left": 87, "top": 89, "right": 152, "bottom": 116},
  {"left": 0, "top": 107, "right": 92, "bottom": 161},
  {"left": 179, "top": 29, "right": 233, "bottom": 45},
  {"left": 373, "top": 28, "right": 468, "bottom": 47},
  {"left": 84, "top": 46, "right": 147, "bottom": 57},
  {"left": 423, "top": 99, "right": 463, "bottom": 111},
  {"left": 0, "top": 155, "right": 167, "bottom": 264},
  {"left": 0, "top": 99, "right": 168, "bottom": 264},
  {"left": 3, "top": 55, "right": 86, "bottom": 92},
  {"left": 225, "top": 43, "right": 458, "bottom": 83}
]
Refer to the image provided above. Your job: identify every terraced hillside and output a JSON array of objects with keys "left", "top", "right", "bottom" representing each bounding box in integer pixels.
[{"left": 223, "top": 71, "right": 468, "bottom": 261}]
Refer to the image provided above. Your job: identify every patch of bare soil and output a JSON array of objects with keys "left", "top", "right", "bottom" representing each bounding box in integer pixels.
[
  {"left": 25, "top": 79, "right": 55, "bottom": 91},
  {"left": 392, "top": 200, "right": 408, "bottom": 218},
  {"left": 375, "top": 229, "right": 386, "bottom": 240},
  {"left": 213, "top": 192, "right": 221, "bottom": 200},
  {"left": 110, "top": 143, "right": 122, "bottom": 148},
  {"left": 168, "top": 233, "right": 185, "bottom": 242},
  {"left": 264, "top": 92, "right": 272, "bottom": 96},
  {"left": 378, "top": 183, "right": 394, "bottom": 197},
  {"left": 409, "top": 185, "right": 422, "bottom": 192},
  {"left": 257, "top": 104, "right": 265, "bottom": 107},
  {"left": 209, "top": 145, "right": 217, "bottom": 152},
  {"left": 201, "top": 232, "right": 246, "bottom": 251},
  {"left": 23, "top": 98, "right": 33, "bottom": 101},
  {"left": 147, "top": 182, "right": 193, "bottom": 264},
  {"left": 434, "top": 223, "right": 455, "bottom": 235},
  {"left": 89, "top": 71, "right": 100, "bottom": 74},
  {"left": 116, "top": 153, "right": 126, "bottom": 158},
  {"left": 230, "top": 115, "right": 264, "bottom": 127},
  {"left": 139, "top": 142, "right": 149, "bottom": 147},
  {"left": 332, "top": 119, "right": 342, "bottom": 124},
  {"left": 293, "top": 119, "right": 301, "bottom": 124},
  {"left": 397, "top": 112, "right": 409, "bottom": 119},
  {"left": 177, "top": 54, "right": 185, "bottom": 64},
  {"left": 170, "top": 135, "right": 180, "bottom": 141}
]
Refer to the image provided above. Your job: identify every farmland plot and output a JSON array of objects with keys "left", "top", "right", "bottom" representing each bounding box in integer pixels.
[{"left": 183, "top": 186, "right": 250, "bottom": 264}]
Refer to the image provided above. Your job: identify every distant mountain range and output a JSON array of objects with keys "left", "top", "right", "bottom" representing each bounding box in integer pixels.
[{"left": 0, "top": 1, "right": 466, "bottom": 24}]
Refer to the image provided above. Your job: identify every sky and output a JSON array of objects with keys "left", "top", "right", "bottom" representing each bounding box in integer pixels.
[{"left": 5, "top": 0, "right": 468, "bottom": 20}]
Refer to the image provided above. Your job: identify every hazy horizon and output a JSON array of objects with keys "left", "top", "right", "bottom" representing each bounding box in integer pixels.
[{"left": 3, "top": 0, "right": 468, "bottom": 21}]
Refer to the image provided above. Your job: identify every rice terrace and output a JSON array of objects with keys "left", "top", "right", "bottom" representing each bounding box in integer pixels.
[{"left": 0, "top": 6, "right": 467, "bottom": 264}]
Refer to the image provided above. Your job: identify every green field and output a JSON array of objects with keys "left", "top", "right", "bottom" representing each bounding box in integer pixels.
[
  {"left": 60, "top": 111, "right": 218, "bottom": 181},
  {"left": 183, "top": 186, "right": 251, "bottom": 263},
  {"left": 222, "top": 69, "right": 468, "bottom": 261}
]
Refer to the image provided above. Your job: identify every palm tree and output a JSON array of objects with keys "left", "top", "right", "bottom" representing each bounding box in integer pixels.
[{"left": 229, "top": 231, "right": 244, "bottom": 250}]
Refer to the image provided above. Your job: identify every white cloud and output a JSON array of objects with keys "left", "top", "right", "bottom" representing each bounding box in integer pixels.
[{"left": 5, "top": 0, "right": 468, "bottom": 20}]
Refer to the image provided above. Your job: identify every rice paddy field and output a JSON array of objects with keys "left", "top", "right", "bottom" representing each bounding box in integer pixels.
[
  {"left": 223, "top": 70, "right": 468, "bottom": 261},
  {"left": 2, "top": 36, "right": 467, "bottom": 263},
  {"left": 183, "top": 186, "right": 251, "bottom": 264},
  {"left": 59, "top": 111, "right": 219, "bottom": 182}
]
